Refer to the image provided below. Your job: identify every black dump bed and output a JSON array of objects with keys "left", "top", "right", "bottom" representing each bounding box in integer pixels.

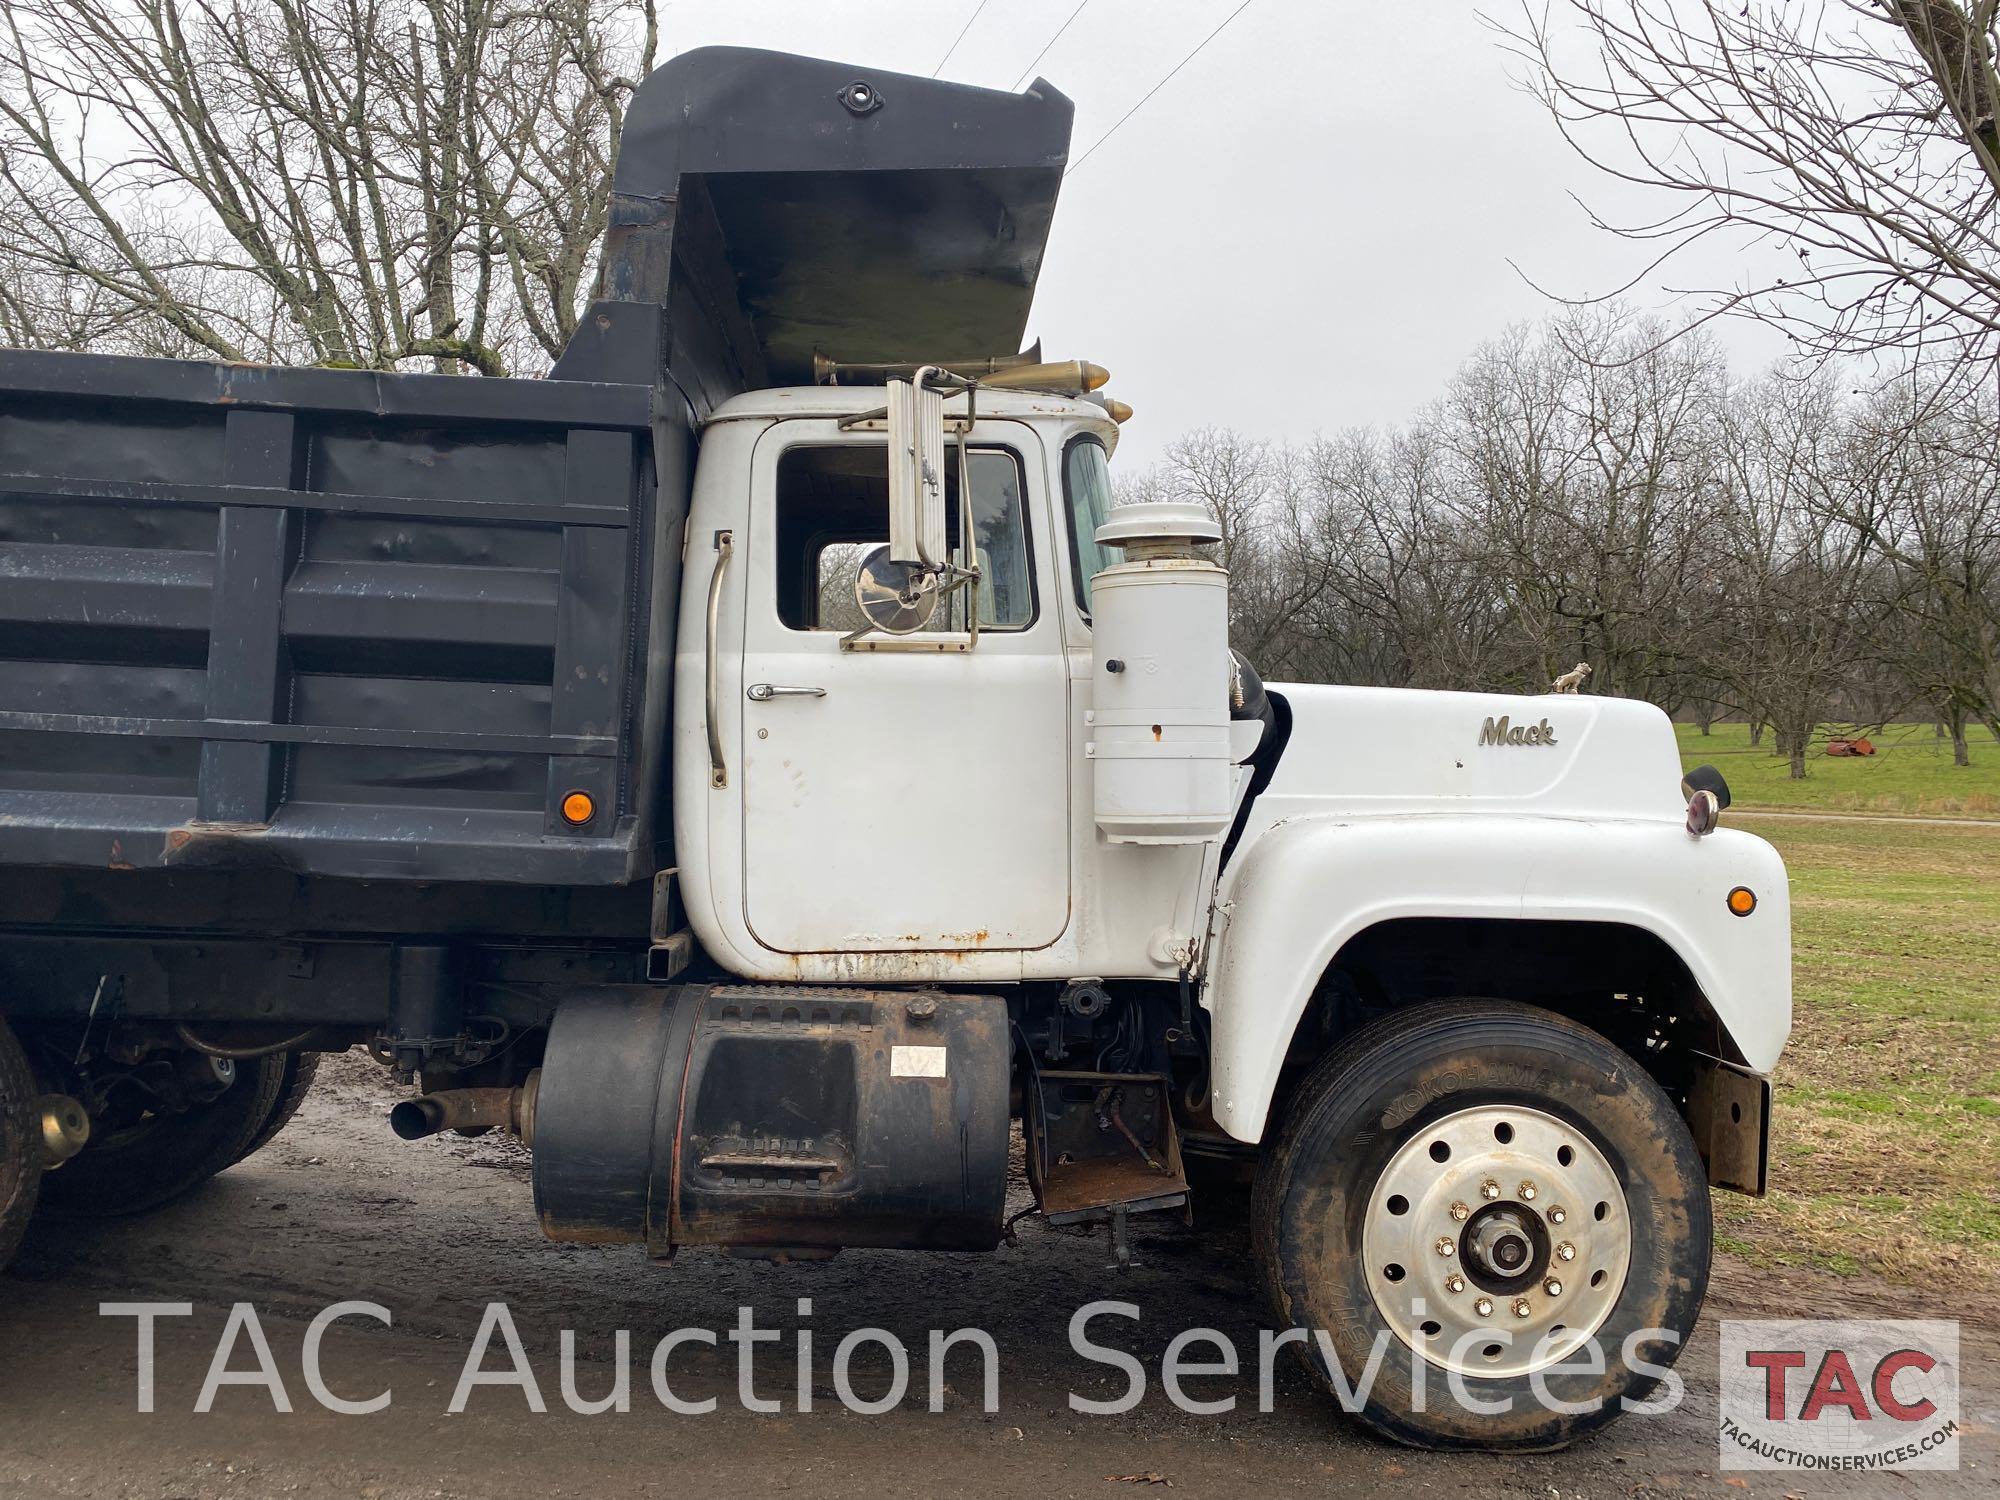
[
  {"left": 0, "top": 48, "right": 1071, "bottom": 890},
  {"left": 0, "top": 359, "right": 663, "bottom": 886}
]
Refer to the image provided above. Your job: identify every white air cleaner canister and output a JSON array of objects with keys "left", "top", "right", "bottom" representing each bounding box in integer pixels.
[{"left": 1087, "top": 501, "right": 1232, "bottom": 844}]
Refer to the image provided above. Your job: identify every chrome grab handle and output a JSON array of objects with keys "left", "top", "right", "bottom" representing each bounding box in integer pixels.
[
  {"left": 706, "top": 530, "right": 732, "bottom": 789},
  {"left": 747, "top": 683, "right": 827, "bottom": 701}
]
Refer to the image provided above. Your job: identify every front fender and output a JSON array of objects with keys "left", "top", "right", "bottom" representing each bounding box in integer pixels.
[{"left": 1201, "top": 814, "right": 1790, "bottom": 1142}]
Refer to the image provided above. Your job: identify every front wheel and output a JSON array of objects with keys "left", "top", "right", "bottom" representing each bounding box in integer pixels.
[{"left": 1252, "top": 998, "right": 1709, "bottom": 1450}]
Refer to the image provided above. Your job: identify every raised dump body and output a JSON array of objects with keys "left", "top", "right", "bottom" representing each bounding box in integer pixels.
[{"left": 0, "top": 47, "right": 1071, "bottom": 893}]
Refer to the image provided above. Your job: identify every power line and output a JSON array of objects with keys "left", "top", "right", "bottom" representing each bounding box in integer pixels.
[
  {"left": 1066, "top": 0, "right": 1259, "bottom": 176},
  {"left": 932, "top": 0, "right": 990, "bottom": 78},
  {"left": 1009, "top": 0, "right": 1089, "bottom": 93}
]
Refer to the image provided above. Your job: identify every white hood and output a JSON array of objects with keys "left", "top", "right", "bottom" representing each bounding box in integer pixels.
[{"left": 1259, "top": 683, "right": 1688, "bottom": 824}]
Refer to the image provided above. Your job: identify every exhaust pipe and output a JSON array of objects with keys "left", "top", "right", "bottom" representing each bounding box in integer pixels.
[{"left": 390, "top": 1072, "right": 538, "bottom": 1146}]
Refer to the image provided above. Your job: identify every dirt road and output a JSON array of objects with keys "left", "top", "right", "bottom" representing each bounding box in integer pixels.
[{"left": 3, "top": 1054, "right": 1993, "bottom": 1499}]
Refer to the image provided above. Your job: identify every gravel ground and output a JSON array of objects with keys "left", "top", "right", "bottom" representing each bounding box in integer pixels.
[{"left": 2, "top": 1051, "right": 1993, "bottom": 1499}]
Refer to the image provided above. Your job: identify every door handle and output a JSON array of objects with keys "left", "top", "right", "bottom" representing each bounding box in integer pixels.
[
  {"left": 706, "top": 530, "right": 732, "bottom": 789},
  {"left": 747, "top": 683, "right": 828, "bottom": 701}
]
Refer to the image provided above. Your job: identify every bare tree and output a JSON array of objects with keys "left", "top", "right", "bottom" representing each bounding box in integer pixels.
[
  {"left": 1114, "top": 317, "right": 1983, "bottom": 777},
  {"left": 1148, "top": 425, "right": 1272, "bottom": 581},
  {"left": 1441, "top": 313, "right": 1720, "bottom": 703},
  {"left": 1299, "top": 423, "right": 1525, "bottom": 689},
  {"left": 0, "top": 0, "right": 658, "bottom": 375},
  {"left": 1713, "top": 370, "right": 1874, "bottom": 777},
  {"left": 1123, "top": 427, "right": 1342, "bottom": 665},
  {"left": 1507, "top": 1, "right": 2000, "bottom": 377},
  {"left": 1836, "top": 375, "right": 2000, "bottom": 759}
]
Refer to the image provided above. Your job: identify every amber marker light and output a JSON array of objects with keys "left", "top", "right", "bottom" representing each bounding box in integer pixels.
[
  {"left": 1726, "top": 886, "right": 1757, "bottom": 917},
  {"left": 561, "top": 790, "right": 596, "bottom": 825}
]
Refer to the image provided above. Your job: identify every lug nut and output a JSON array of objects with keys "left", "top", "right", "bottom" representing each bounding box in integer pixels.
[
  {"left": 1449, "top": 1201, "right": 1471, "bottom": 1222},
  {"left": 1480, "top": 1179, "right": 1502, "bottom": 1201},
  {"left": 1512, "top": 1298, "right": 1533, "bottom": 1318},
  {"left": 1549, "top": 1206, "right": 1567, "bottom": 1225},
  {"left": 1544, "top": 1278, "right": 1563, "bottom": 1297},
  {"left": 1555, "top": 1241, "right": 1576, "bottom": 1262},
  {"left": 1444, "top": 1274, "right": 1465, "bottom": 1294},
  {"left": 1434, "top": 1236, "right": 1455, "bottom": 1258},
  {"left": 1474, "top": 1297, "right": 1494, "bottom": 1318},
  {"left": 1517, "top": 1180, "right": 1538, "bottom": 1201}
]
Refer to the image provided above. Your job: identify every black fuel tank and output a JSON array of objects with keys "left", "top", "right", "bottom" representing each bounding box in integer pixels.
[{"left": 531, "top": 983, "right": 1010, "bottom": 1256}]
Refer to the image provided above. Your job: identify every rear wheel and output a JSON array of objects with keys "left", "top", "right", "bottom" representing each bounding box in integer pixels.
[
  {"left": 232, "top": 1051, "right": 320, "bottom": 1167},
  {"left": 1252, "top": 998, "right": 1709, "bottom": 1450},
  {"left": 0, "top": 1019, "right": 42, "bottom": 1270},
  {"left": 40, "top": 1051, "right": 297, "bottom": 1218}
]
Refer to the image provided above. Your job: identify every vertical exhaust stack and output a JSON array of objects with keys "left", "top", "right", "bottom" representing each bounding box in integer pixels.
[{"left": 1086, "top": 503, "right": 1235, "bottom": 844}]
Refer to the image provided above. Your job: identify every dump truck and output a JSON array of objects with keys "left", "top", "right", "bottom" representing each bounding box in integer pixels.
[{"left": 0, "top": 46, "right": 1790, "bottom": 1449}]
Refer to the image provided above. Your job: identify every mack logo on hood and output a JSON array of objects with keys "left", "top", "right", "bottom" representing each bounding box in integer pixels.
[{"left": 1478, "top": 715, "right": 1558, "bottom": 747}]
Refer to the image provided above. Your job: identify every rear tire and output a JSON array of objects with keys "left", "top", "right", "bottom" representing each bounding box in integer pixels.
[
  {"left": 0, "top": 1019, "right": 43, "bottom": 1270},
  {"left": 39, "top": 1052, "right": 295, "bottom": 1218},
  {"left": 232, "top": 1051, "right": 320, "bottom": 1167},
  {"left": 1252, "top": 998, "right": 1709, "bottom": 1451}
]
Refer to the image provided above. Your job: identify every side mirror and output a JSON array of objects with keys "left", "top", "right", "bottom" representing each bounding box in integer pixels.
[
  {"left": 853, "top": 544, "right": 940, "bottom": 635},
  {"left": 887, "top": 369, "right": 947, "bottom": 567}
]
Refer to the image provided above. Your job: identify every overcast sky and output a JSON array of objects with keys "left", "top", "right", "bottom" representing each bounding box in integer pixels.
[{"left": 662, "top": 1, "right": 1790, "bottom": 467}]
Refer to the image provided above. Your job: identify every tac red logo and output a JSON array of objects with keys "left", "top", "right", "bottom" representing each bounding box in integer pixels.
[{"left": 1719, "top": 1319, "right": 1959, "bottom": 1471}]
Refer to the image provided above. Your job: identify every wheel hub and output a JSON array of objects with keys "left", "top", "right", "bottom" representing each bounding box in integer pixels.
[
  {"left": 1461, "top": 1202, "right": 1548, "bottom": 1290},
  {"left": 1359, "top": 1103, "right": 1632, "bottom": 1378}
]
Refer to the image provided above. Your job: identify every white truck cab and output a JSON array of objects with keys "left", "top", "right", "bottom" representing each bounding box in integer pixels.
[{"left": 676, "top": 377, "right": 1789, "bottom": 1135}]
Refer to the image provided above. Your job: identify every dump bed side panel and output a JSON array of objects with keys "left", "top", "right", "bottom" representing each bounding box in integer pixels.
[{"left": 0, "top": 353, "right": 668, "bottom": 886}]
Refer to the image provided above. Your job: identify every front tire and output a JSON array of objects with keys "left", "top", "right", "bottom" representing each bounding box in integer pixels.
[
  {"left": 0, "top": 1019, "right": 43, "bottom": 1270},
  {"left": 1252, "top": 998, "right": 1709, "bottom": 1450}
]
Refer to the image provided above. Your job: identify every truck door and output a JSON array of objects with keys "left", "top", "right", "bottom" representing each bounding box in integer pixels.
[{"left": 736, "top": 419, "right": 1070, "bottom": 953}]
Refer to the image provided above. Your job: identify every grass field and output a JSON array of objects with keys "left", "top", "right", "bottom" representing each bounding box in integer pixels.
[
  {"left": 1677, "top": 720, "right": 2000, "bottom": 817},
  {"left": 1684, "top": 801, "right": 2000, "bottom": 1289}
]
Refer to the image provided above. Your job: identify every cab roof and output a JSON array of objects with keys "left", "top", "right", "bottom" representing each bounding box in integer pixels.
[{"left": 703, "top": 384, "right": 1122, "bottom": 455}]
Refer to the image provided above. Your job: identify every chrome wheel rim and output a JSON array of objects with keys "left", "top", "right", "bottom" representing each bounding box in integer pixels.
[{"left": 1359, "top": 1103, "right": 1631, "bottom": 1378}]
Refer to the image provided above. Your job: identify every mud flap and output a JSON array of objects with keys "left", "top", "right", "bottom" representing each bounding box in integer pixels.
[{"left": 1686, "top": 1052, "right": 1770, "bottom": 1197}]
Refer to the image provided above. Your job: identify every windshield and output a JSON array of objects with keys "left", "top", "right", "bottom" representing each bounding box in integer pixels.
[{"left": 1062, "top": 436, "right": 1118, "bottom": 614}]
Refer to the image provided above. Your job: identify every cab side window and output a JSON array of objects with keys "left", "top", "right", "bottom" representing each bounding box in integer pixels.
[{"left": 774, "top": 443, "right": 1036, "bottom": 632}]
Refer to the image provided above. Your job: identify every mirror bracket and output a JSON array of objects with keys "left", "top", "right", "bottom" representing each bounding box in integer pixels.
[
  {"left": 841, "top": 378, "right": 987, "bottom": 649},
  {"left": 888, "top": 366, "right": 947, "bottom": 569}
]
